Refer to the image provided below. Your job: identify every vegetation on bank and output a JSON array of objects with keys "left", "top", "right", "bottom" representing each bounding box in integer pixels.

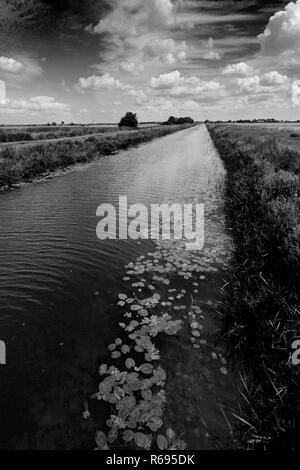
[
  {"left": 0, "top": 125, "right": 191, "bottom": 190},
  {"left": 207, "top": 124, "right": 300, "bottom": 450},
  {"left": 0, "top": 126, "right": 117, "bottom": 143}
]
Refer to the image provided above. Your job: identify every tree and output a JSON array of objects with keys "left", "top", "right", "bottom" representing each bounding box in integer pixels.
[{"left": 118, "top": 112, "right": 138, "bottom": 129}]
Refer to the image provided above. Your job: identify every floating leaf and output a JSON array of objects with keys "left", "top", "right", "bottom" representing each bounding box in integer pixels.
[
  {"left": 99, "top": 364, "right": 108, "bottom": 376},
  {"left": 141, "top": 389, "right": 153, "bottom": 401},
  {"left": 123, "top": 430, "right": 134, "bottom": 443},
  {"left": 166, "top": 428, "right": 176, "bottom": 443},
  {"left": 108, "top": 343, "right": 116, "bottom": 352},
  {"left": 118, "top": 294, "right": 127, "bottom": 301},
  {"left": 138, "top": 309, "right": 148, "bottom": 317},
  {"left": 121, "top": 344, "right": 130, "bottom": 355},
  {"left": 131, "top": 304, "right": 142, "bottom": 311},
  {"left": 95, "top": 431, "right": 109, "bottom": 450},
  {"left": 157, "top": 434, "right": 168, "bottom": 450},
  {"left": 192, "top": 330, "right": 200, "bottom": 338},
  {"left": 135, "top": 432, "right": 152, "bottom": 449},
  {"left": 107, "top": 427, "right": 118, "bottom": 444},
  {"left": 99, "top": 379, "right": 113, "bottom": 396},
  {"left": 111, "top": 351, "right": 121, "bottom": 359},
  {"left": 139, "top": 363, "right": 154, "bottom": 375},
  {"left": 148, "top": 417, "right": 163, "bottom": 432},
  {"left": 125, "top": 358, "right": 136, "bottom": 369},
  {"left": 115, "top": 338, "right": 122, "bottom": 346}
]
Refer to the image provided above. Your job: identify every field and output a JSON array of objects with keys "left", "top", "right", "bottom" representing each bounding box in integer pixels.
[
  {"left": 0, "top": 125, "right": 121, "bottom": 144},
  {"left": 0, "top": 124, "right": 192, "bottom": 190},
  {"left": 207, "top": 123, "right": 300, "bottom": 450},
  {"left": 224, "top": 123, "right": 300, "bottom": 157}
]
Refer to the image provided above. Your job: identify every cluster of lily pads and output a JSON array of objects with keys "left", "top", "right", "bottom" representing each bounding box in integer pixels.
[
  {"left": 93, "top": 238, "right": 231, "bottom": 449},
  {"left": 92, "top": 287, "right": 186, "bottom": 450}
]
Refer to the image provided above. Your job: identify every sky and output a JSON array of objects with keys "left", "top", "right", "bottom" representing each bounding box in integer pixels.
[{"left": 0, "top": 0, "right": 299, "bottom": 124}]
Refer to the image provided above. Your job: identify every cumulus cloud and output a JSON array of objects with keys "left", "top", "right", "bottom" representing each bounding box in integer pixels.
[
  {"left": 143, "top": 38, "right": 189, "bottom": 65},
  {"left": 222, "top": 62, "right": 255, "bottom": 76},
  {"left": 260, "top": 71, "right": 289, "bottom": 86},
  {"left": 291, "top": 79, "right": 300, "bottom": 106},
  {"left": 0, "top": 56, "right": 23, "bottom": 73},
  {"left": 87, "top": 0, "right": 176, "bottom": 39},
  {"left": 0, "top": 96, "right": 69, "bottom": 113},
  {"left": 258, "top": 0, "right": 300, "bottom": 56},
  {"left": 77, "top": 73, "right": 129, "bottom": 91},
  {"left": 233, "top": 71, "right": 290, "bottom": 95},
  {"left": 150, "top": 70, "right": 181, "bottom": 89},
  {"left": 150, "top": 70, "right": 223, "bottom": 99}
]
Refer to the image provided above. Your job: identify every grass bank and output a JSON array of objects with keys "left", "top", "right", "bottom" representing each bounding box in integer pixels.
[
  {"left": 0, "top": 126, "right": 117, "bottom": 143},
  {"left": 0, "top": 125, "right": 191, "bottom": 190},
  {"left": 207, "top": 123, "right": 300, "bottom": 450}
]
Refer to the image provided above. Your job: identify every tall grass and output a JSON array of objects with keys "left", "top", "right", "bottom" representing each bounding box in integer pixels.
[
  {"left": 0, "top": 126, "right": 118, "bottom": 143},
  {"left": 207, "top": 124, "right": 300, "bottom": 450},
  {"left": 0, "top": 125, "right": 191, "bottom": 189}
]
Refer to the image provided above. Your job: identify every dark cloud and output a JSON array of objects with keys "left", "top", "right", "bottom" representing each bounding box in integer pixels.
[
  {"left": 185, "top": 0, "right": 288, "bottom": 15},
  {"left": 0, "top": 0, "right": 111, "bottom": 56}
]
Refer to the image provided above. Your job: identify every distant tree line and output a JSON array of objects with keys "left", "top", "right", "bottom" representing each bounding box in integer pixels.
[
  {"left": 207, "top": 119, "right": 300, "bottom": 124},
  {"left": 163, "top": 116, "right": 194, "bottom": 125}
]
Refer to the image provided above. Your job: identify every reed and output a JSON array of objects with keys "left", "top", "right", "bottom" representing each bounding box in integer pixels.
[{"left": 207, "top": 123, "right": 300, "bottom": 450}]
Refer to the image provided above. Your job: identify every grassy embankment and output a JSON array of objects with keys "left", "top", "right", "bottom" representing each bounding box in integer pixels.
[
  {"left": 207, "top": 123, "right": 300, "bottom": 450},
  {"left": 0, "top": 125, "right": 117, "bottom": 143},
  {"left": 0, "top": 125, "right": 191, "bottom": 189}
]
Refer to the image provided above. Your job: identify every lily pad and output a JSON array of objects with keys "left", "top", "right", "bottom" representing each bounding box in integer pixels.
[
  {"left": 125, "top": 358, "right": 136, "bottom": 369},
  {"left": 121, "top": 344, "right": 130, "bottom": 355},
  {"left": 157, "top": 434, "right": 168, "bottom": 450}
]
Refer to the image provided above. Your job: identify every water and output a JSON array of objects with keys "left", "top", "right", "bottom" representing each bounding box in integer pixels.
[{"left": 0, "top": 125, "right": 237, "bottom": 449}]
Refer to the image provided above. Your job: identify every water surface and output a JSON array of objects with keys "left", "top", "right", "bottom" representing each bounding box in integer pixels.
[{"left": 0, "top": 125, "right": 236, "bottom": 449}]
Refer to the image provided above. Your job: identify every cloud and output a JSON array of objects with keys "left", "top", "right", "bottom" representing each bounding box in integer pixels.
[
  {"left": 0, "top": 96, "right": 69, "bottom": 113},
  {"left": 150, "top": 70, "right": 223, "bottom": 100},
  {"left": 234, "top": 75, "right": 260, "bottom": 94},
  {"left": 150, "top": 70, "right": 182, "bottom": 89},
  {"left": 291, "top": 79, "right": 300, "bottom": 106},
  {"left": 203, "top": 50, "right": 221, "bottom": 60},
  {"left": 260, "top": 71, "right": 289, "bottom": 86},
  {"left": 258, "top": 0, "right": 300, "bottom": 56},
  {"left": 222, "top": 62, "right": 255, "bottom": 76},
  {"left": 87, "top": 0, "right": 176, "bottom": 39},
  {"left": 143, "top": 38, "right": 189, "bottom": 65},
  {"left": 77, "top": 73, "right": 129, "bottom": 91},
  {"left": 119, "top": 61, "right": 144, "bottom": 74},
  {"left": 128, "top": 88, "right": 149, "bottom": 105},
  {"left": 0, "top": 80, "right": 6, "bottom": 104},
  {"left": 0, "top": 56, "right": 23, "bottom": 73},
  {"left": 232, "top": 71, "right": 290, "bottom": 95},
  {"left": 203, "top": 37, "right": 221, "bottom": 60}
]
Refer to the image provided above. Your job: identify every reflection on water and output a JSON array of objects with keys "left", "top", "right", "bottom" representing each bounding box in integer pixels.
[{"left": 0, "top": 125, "right": 235, "bottom": 449}]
